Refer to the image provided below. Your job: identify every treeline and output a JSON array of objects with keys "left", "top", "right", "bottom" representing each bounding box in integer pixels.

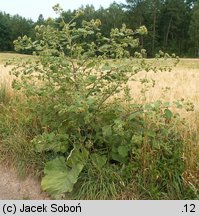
[
  {"left": 0, "top": 13, "right": 34, "bottom": 51},
  {"left": 0, "top": 0, "right": 199, "bottom": 57}
]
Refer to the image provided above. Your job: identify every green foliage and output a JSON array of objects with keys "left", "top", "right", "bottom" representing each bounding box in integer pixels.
[
  {"left": 41, "top": 146, "right": 88, "bottom": 197},
  {"left": 7, "top": 4, "right": 197, "bottom": 199},
  {"left": 0, "top": 0, "right": 199, "bottom": 57},
  {"left": 164, "top": 108, "right": 173, "bottom": 119},
  {"left": 0, "top": 12, "right": 34, "bottom": 51},
  {"left": 189, "top": 1, "right": 199, "bottom": 57},
  {"left": 32, "top": 132, "right": 69, "bottom": 153},
  {"left": 72, "top": 162, "right": 124, "bottom": 200}
]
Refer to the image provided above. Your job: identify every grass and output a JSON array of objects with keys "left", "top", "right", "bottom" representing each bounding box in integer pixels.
[
  {"left": 0, "top": 53, "right": 198, "bottom": 199},
  {"left": 128, "top": 59, "right": 199, "bottom": 194},
  {"left": 0, "top": 98, "right": 45, "bottom": 177},
  {"left": 0, "top": 53, "right": 44, "bottom": 176}
]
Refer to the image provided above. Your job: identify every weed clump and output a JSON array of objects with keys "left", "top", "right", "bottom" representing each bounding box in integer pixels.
[{"left": 0, "top": 4, "right": 197, "bottom": 199}]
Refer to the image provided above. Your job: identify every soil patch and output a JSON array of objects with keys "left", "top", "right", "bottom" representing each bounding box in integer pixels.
[{"left": 0, "top": 164, "right": 48, "bottom": 200}]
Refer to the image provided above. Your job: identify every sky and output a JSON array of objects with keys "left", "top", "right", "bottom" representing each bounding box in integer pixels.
[{"left": 0, "top": 0, "right": 127, "bottom": 21}]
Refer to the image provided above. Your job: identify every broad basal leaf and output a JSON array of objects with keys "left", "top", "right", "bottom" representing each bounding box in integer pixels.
[
  {"left": 41, "top": 157, "right": 72, "bottom": 196},
  {"left": 41, "top": 146, "right": 89, "bottom": 197}
]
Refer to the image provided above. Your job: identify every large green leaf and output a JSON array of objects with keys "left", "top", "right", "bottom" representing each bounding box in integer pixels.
[
  {"left": 67, "top": 146, "right": 89, "bottom": 167},
  {"left": 41, "top": 157, "right": 71, "bottom": 196},
  {"left": 118, "top": 145, "right": 129, "bottom": 158},
  {"left": 102, "top": 125, "right": 112, "bottom": 138},
  {"left": 91, "top": 153, "right": 107, "bottom": 168},
  {"left": 41, "top": 146, "right": 89, "bottom": 197},
  {"left": 164, "top": 109, "right": 173, "bottom": 119},
  {"left": 111, "top": 145, "right": 129, "bottom": 163}
]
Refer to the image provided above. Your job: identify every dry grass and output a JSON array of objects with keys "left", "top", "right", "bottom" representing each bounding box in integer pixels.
[
  {"left": 0, "top": 65, "right": 13, "bottom": 103},
  {"left": 0, "top": 52, "right": 33, "bottom": 98},
  {"left": 128, "top": 59, "right": 199, "bottom": 188},
  {"left": 0, "top": 65, "right": 12, "bottom": 83},
  {"left": 0, "top": 52, "right": 29, "bottom": 90},
  {"left": 0, "top": 52, "right": 31, "bottom": 64}
]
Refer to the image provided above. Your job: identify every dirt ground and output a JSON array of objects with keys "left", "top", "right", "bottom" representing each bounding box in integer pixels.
[{"left": 0, "top": 164, "right": 48, "bottom": 200}]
